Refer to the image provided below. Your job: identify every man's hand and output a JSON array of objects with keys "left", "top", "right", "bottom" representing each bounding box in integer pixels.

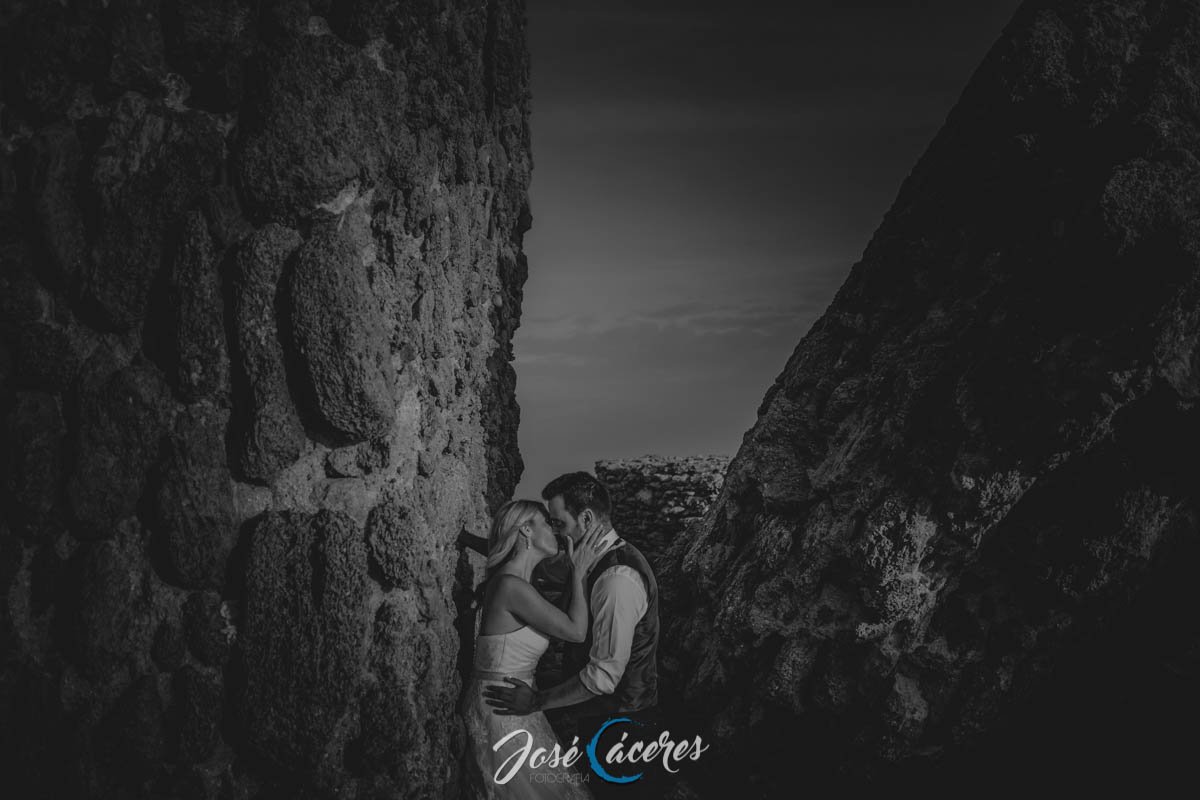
[{"left": 483, "top": 677, "right": 541, "bottom": 716}]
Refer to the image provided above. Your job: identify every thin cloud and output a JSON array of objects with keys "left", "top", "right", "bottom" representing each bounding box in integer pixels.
[
  {"left": 537, "top": 95, "right": 953, "bottom": 137},
  {"left": 516, "top": 353, "right": 595, "bottom": 368},
  {"left": 520, "top": 297, "right": 836, "bottom": 342}
]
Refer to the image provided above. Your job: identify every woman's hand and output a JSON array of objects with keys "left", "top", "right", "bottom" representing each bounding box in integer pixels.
[{"left": 567, "top": 517, "right": 612, "bottom": 575}]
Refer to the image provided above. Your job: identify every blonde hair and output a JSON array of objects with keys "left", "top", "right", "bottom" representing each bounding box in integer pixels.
[{"left": 485, "top": 499, "right": 547, "bottom": 577}]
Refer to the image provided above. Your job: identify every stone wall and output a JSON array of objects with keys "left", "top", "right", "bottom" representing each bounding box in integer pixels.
[
  {"left": 596, "top": 456, "right": 729, "bottom": 571},
  {"left": 0, "top": 2, "right": 531, "bottom": 798}
]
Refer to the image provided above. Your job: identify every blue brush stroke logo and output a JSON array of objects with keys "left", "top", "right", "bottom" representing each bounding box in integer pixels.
[{"left": 586, "top": 717, "right": 644, "bottom": 784}]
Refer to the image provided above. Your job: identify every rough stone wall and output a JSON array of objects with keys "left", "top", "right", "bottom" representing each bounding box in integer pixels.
[
  {"left": 0, "top": 1, "right": 531, "bottom": 798},
  {"left": 595, "top": 456, "right": 729, "bottom": 571},
  {"left": 661, "top": 0, "right": 1200, "bottom": 794}
]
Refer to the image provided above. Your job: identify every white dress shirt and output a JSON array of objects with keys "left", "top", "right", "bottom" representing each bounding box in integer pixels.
[{"left": 578, "top": 528, "right": 648, "bottom": 696}]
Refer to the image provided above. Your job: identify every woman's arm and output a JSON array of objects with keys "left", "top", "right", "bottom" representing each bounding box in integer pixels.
[
  {"left": 457, "top": 530, "right": 489, "bottom": 557},
  {"left": 502, "top": 571, "right": 589, "bottom": 643},
  {"left": 497, "top": 522, "right": 613, "bottom": 642}
]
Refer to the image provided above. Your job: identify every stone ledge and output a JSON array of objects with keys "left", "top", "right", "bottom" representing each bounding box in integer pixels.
[{"left": 595, "top": 455, "right": 731, "bottom": 571}]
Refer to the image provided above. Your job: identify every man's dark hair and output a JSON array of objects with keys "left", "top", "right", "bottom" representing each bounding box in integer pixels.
[{"left": 541, "top": 471, "right": 612, "bottom": 521}]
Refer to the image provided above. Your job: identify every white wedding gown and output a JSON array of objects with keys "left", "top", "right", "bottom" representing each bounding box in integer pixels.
[{"left": 461, "top": 624, "right": 594, "bottom": 799}]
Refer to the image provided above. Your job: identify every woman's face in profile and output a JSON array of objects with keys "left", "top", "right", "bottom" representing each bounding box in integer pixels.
[{"left": 524, "top": 512, "right": 559, "bottom": 557}]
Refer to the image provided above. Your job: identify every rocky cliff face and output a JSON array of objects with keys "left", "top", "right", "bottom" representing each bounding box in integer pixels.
[
  {"left": 0, "top": 1, "right": 531, "bottom": 797},
  {"left": 662, "top": 0, "right": 1200, "bottom": 794},
  {"left": 596, "top": 456, "right": 729, "bottom": 572}
]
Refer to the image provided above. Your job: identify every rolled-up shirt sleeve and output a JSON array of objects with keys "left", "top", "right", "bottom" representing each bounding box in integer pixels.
[{"left": 579, "top": 565, "right": 648, "bottom": 695}]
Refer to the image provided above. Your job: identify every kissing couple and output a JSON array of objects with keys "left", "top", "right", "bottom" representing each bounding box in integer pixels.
[{"left": 458, "top": 472, "right": 662, "bottom": 799}]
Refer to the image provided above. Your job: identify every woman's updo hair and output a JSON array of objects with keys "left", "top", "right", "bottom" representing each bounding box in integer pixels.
[{"left": 485, "top": 499, "right": 548, "bottom": 577}]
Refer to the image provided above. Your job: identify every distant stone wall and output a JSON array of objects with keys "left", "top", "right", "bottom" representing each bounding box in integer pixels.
[{"left": 595, "top": 456, "right": 730, "bottom": 570}]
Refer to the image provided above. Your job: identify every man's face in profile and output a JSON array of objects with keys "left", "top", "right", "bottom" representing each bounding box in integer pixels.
[{"left": 546, "top": 495, "right": 584, "bottom": 544}]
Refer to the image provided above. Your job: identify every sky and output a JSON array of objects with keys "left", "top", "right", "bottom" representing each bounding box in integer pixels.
[{"left": 512, "top": 0, "right": 1024, "bottom": 499}]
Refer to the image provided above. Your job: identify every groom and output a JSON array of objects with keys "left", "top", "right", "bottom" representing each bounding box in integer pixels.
[{"left": 484, "top": 471, "right": 662, "bottom": 796}]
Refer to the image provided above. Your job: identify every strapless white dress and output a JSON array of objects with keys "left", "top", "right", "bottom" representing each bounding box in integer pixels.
[{"left": 461, "top": 625, "right": 594, "bottom": 799}]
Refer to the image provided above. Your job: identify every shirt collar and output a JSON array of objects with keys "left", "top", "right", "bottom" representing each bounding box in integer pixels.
[{"left": 585, "top": 526, "right": 620, "bottom": 577}]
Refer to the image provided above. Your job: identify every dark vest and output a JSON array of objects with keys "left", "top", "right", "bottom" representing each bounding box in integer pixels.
[{"left": 562, "top": 541, "right": 659, "bottom": 716}]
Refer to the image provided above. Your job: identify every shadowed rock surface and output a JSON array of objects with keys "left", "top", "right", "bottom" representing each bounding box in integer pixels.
[
  {"left": 242, "top": 510, "right": 369, "bottom": 774},
  {"left": 288, "top": 221, "right": 397, "bottom": 442},
  {"left": 229, "top": 221, "right": 305, "bottom": 483},
  {"left": 0, "top": 1, "right": 532, "bottom": 797},
  {"left": 661, "top": 0, "right": 1200, "bottom": 795}
]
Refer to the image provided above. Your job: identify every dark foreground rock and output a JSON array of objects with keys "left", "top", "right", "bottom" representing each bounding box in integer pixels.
[
  {"left": 661, "top": 0, "right": 1200, "bottom": 795},
  {"left": 0, "top": 1, "right": 532, "bottom": 796}
]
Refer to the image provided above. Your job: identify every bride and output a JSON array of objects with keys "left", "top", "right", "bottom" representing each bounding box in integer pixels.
[{"left": 461, "top": 499, "right": 615, "bottom": 799}]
